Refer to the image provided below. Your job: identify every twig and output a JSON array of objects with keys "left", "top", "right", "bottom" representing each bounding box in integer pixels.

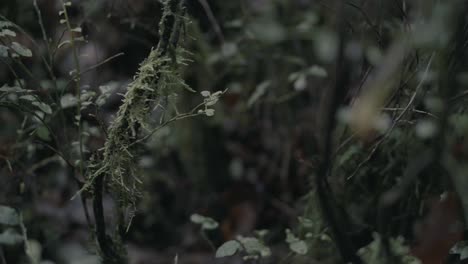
[
  {"left": 80, "top": 52, "right": 125, "bottom": 76},
  {"left": 196, "top": 0, "right": 224, "bottom": 44}
]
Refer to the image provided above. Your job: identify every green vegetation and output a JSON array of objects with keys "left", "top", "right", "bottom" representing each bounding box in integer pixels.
[{"left": 1, "top": 0, "right": 468, "bottom": 263}]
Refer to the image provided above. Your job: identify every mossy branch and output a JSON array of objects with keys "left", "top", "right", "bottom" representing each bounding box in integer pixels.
[{"left": 83, "top": 0, "right": 188, "bottom": 262}]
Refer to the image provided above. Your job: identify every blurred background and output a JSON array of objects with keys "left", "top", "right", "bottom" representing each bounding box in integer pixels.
[{"left": 1, "top": 0, "right": 468, "bottom": 263}]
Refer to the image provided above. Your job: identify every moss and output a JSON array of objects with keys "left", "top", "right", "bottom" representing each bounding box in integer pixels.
[{"left": 78, "top": 1, "right": 190, "bottom": 262}]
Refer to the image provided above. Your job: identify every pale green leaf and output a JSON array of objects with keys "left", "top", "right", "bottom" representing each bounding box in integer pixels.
[
  {"left": 0, "top": 21, "right": 14, "bottom": 29},
  {"left": 247, "top": 80, "right": 270, "bottom": 107},
  {"left": 294, "top": 75, "right": 307, "bottom": 91},
  {"left": 10, "top": 42, "right": 32, "bottom": 57},
  {"left": 60, "top": 94, "right": 78, "bottom": 109},
  {"left": 190, "top": 214, "right": 219, "bottom": 230},
  {"left": 26, "top": 240, "right": 42, "bottom": 264},
  {"left": 0, "top": 229, "right": 23, "bottom": 245},
  {"left": 289, "top": 240, "right": 308, "bottom": 255},
  {"left": 0, "top": 29, "right": 16, "bottom": 37},
  {"left": 0, "top": 45, "right": 8, "bottom": 57},
  {"left": 205, "top": 109, "right": 215, "bottom": 116},
  {"left": 32, "top": 101, "right": 52, "bottom": 114},
  {"left": 237, "top": 236, "right": 271, "bottom": 257},
  {"left": 0, "top": 84, "right": 31, "bottom": 93},
  {"left": 36, "top": 126, "right": 51, "bottom": 141},
  {"left": 71, "top": 27, "right": 82, "bottom": 33},
  {"left": 215, "top": 240, "right": 241, "bottom": 258},
  {"left": 0, "top": 206, "right": 19, "bottom": 225},
  {"left": 307, "top": 65, "right": 328, "bottom": 77}
]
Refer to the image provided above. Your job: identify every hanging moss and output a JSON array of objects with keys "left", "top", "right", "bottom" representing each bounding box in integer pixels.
[{"left": 79, "top": 0, "right": 190, "bottom": 262}]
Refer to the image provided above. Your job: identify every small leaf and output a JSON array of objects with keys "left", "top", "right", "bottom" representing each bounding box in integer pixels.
[
  {"left": 285, "top": 229, "right": 296, "bottom": 243},
  {"left": 294, "top": 75, "right": 307, "bottom": 91},
  {"left": 71, "top": 27, "right": 82, "bottom": 33},
  {"left": 297, "top": 217, "right": 315, "bottom": 228},
  {"left": 247, "top": 80, "right": 270, "bottom": 107},
  {"left": 36, "top": 126, "right": 51, "bottom": 141},
  {"left": 205, "top": 109, "right": 215, "bottom": 117},
  {"left": 237, "top": 236, "right": 271, "bottom": 257},
  {"left": 216, "top": 240, "right": 241, "bottom": 258},
  {"left": 200, "top": 91, "right": 211, "bottom": 97},
  {"left": 190, "top": 214, "right": 219, "bottom": 230},
  {"left": 0, "top": 84, "right": 31, "bottom": 93},
  {"left": 26, "top": 240, "right": 42, "bottom": 264},
  {"left": 190, "top": 214, "right": 205, "bottom": 224},
  {"left": 255, "top": 229, "right": 269, "bottom": 238},
  {"left": 96, "top": 84, "right": 116, "bottom": 106},
  {"left": 10, "top": 42, "right": 32, "bottom": 57},
  {"left": 460, "top": 246, "right": 468, "bottom": 260},
  {"left": 32, "top": 101, "right": 52, "bottom": 114},
  {"left": 0, "top": 206, "right": 19, "bottom": 225},
  {"left": 307, "top": 65, "right": 328, "bottom": 77},
  {"left": 202, "top": 219, "right": 218, "bottom": 230},
  {"left": 0, "top": 45, "right": 8, "bottom": 57},
  {"left": 0, "top": 21, "right": 14, "bottom": 29},
  {"left": 0, "top": 229, "right": 23, "bottom": 245},
  {"left": 0, "top": 29, "right": 16, "bottom": 37},
  {"left": 60, "top": 93, "right": 78, "bottom": 109},
  {"left": 285, "top": 229, "right": 308, "bottom": 255},
  {"left": 289, "top": 240, "right": 308, "bottom": 255}
]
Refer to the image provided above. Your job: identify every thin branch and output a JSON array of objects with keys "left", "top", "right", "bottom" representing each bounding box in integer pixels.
[{"left": 197, "top": 0, "right": 224, "bottom": 44}]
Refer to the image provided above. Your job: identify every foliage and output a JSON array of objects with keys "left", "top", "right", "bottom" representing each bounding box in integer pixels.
[{"left": 2, "top": 0, "right": 468, "bottom": 263}]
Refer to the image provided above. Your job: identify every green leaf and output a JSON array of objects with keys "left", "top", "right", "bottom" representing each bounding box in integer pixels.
[
  {"left": 237, "top": 236, "right": 271, "bottom": 257},
  {"left": 36, "top": 126, "right": 51, "bottom": 141},
  {"left": 190, "top": 214, "right": 219, "bottom": 230},
  {"left": 190, "top": 213, "right": 204, "bottom": 224},
  {"left": 0, "top": 29, "right": 16, "bottom": 37},
  {"left": 289, "top": 240, "right": 308, "bottom": 255},
  {"left": 26, "top": 240, "right": 42, "bottom": 264},
  {"left": 0, "top": 21, "right": 14, "bottom": 29},
  {"left": 10, "top": 42, "right": 32, "bottom": 57},
  {"left": 205, "top": 109, "right": 215, "bottom": 117},
  {"left": 247, "top": 80, "right": 270, "bottom": 107},
  {"left": 215, "top": 240, "right": 241, "bottom": 258},
  {"left": 307, "top": 65, "right": 328, "bottom": 77},
  {"left": 0, "top": 45, "right": 8, "bottom": 57},
  {"left": 0, "top": 84, "right": 31, "bottom": 93},
  {"left": 21, "top": 94, "right": 52, "bottom": 114},
  {"left": 0, "top": 228, "right": 23, "bottom": 245},
  {"left": 285, "top": 229, "right": 297, "bottom": 243},
  {"left": 297, "top": 217, "right": 315, "bottom": 228},
  {"left": 460, "top": 246, "right": 468, "bottom": 260},
  {"left": 96, "top": 84, "right": 116, "bottom": 106},
  {"left": 60, "top": 94, "right": 78, "bottom": 109},
  {"left": 285, "top": 229, "right": 308, "bottom": 255},
  {"left": 0, "top": 205, "right": 19, "bottom": 225},
  {"left": 32, "top": 101, "right": 52, "bottom": 115},
  {"left": 71, "top": 27, "right": 82, "bottom": 33},
  {"left": 254, "top": 229, "right": 269, "bottom": 238},
  {"left": 293, "top": 74, "right": 307, "bottom": 91}
]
